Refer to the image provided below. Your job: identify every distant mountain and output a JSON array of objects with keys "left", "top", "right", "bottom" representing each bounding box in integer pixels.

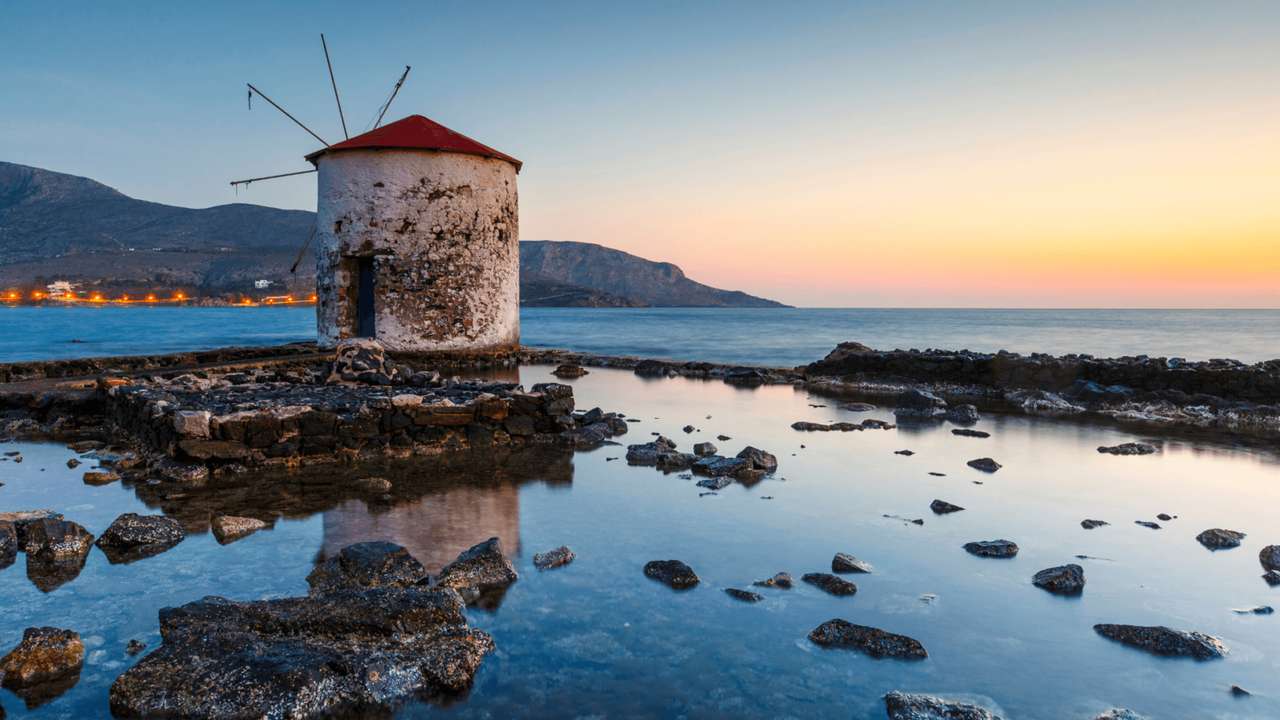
[{"left": 0, "top": 161, "right": 786, "bottom": 307}]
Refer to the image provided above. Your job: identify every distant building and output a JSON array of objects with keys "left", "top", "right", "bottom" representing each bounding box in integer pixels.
[
  {"left": 254, "top": 279, "right": 273, "bottom": 289},
  {"left": 306, "top": 115, "right": 522, "bottom": 353},
  {"left": 46, "top": 280, "right": 77, "bottom": 298}
]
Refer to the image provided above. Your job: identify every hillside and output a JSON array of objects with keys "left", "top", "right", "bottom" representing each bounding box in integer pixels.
[{"left": 0, "top": 161, "right": 785, "bottom": 307}]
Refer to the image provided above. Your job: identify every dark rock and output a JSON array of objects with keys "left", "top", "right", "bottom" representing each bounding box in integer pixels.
[
  {"left": 0, "top": 510, "right": 63, "bottom": 546},
  {"left": 1097, "top": 442, "right": 1157, "bottom": 456},
  {"left": 691, "top": 455, "right": 749, "bottom": 477},
  {"left": 963, "top": 540, "right": 1018, "bottom": 558},
  {"left": 326, "top": 338, "right": 390, "bottom": 384},
  {"left": 533, "top": 546, "right": 575, "bottom": 570},
  {"left": 1135, "top": 521, "right": 1161, "bottom": 530},
  {"left": 945, "top": 404, "right": 980, "bottom": 424},
  {"left": 736, "top": 446, "right": 778, "bottom": 473},
  {"left": 951, "top": 428, "right": 990, "bottom": 438},
  {"left": 894, "top": 389, "right": 947, "bottom": 418},
  {"left": 1156, "top": 513, "right": 1174, "bottom": 521},
  {"left": 625, "top": 436, "right": 678, "bottom": 465},
  {"left": 0, "top": 521, "right": 16, "bottom": 569},
  {"left": 716, "top": 434, "right": 731, "bottom": 441},
  {"left": 1232, "top": 605, "right": 1273, "bottom": 615},
  {"left": 724, "top": 588, "right": 763, "bottom": 603},
  {"left": 1265, "top": 570, "right": 1280, "bottom": 587},
  {"left": 1081, "top": 519, "right": 1109, "bottom": 529},
  {"left": 307, "top": 542, "right": 428, "bottom": 595},
  {"left": 0, "top": 627, "right": 84, "bottom": 707},
  {"left": 95, "top": 513, "right": 186, "bottom": 563},
  {"left": 1032, "top": 564, "right": 1085, "bottom": 595},
  {"left": 108, "top": 587, "right": 493, "bottom": 718},
  {"left": 552, "top": 364, "right": 588, "bottom": 379},
  {"left": 23, "top": 518, "right": 93, "bottom": 560},
  {"left": 930, "top": 499, "right": 964, "bottom": 514},
  {"left": 832, "top": 552, "right": 873, "bottom": 574},
  {"left": 1259, "top": 545, "right": 1280, "bottom": 572},
  {"left": 682, "top": 424, "right": 695, "bottom": 433},
  {"left": 753, "top": 572, "right": 792, "bottom": 589},
  {"left": 695, "top": 476, "right": 732, "bottom": 490},
  {"left": 634, "top": 359, "right": 671, "bottom": 377},
  {"left": 66, "top": 458, "right": 81, "bottom": 468},
  {"left": 884, "top": 691, "right": 999, "bottom": 720},
  {"left": 801, "top": 573, "right": 857, "bottom": 596},
  {"left": 966, "top": 457, "right": 1001, "bottom": 472},
  {"left": 692, "top": 441, "right": 717, "bottom": 456},
  {"left": 1230, "top": 685, "right": 1251, "bottom": 697},
  {"left": 841, "top": 402, "right": 877, "bottom": 412},
  {"left": 643, "top": 560, "right": 699, "bottom": 589},
  {"left": 1093, "top": 623, "right": 1226, "bottom": 659},
  {"left": 354, "top": 476, "right": 393, "bottom": 493},
  {"left": 895, "top": 449, "right": 915, "bottom": 456},
  {"left": 210, "top": 515, "right": 268, "bottom": 544},
  {"left": 125, "top": 639, "right": 146, "bottom": 655},
  {"left": 808, "top": 619, "right": 926, "bottom": 659},
  {"left": 1196, "top": 528, "right": 1245, "bottom": 550},
  {"left": 434, "top": 537, "right": 518, "bottom": 605}
]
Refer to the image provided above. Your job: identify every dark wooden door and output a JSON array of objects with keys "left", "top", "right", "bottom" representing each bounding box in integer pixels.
[{"left": 356, "top": 257, "right": 376, "bottom": 338}]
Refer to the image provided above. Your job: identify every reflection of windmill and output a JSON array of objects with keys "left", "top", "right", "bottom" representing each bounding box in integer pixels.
[{"left": 230, "top": 35, "right": 523, "bottom": 354}]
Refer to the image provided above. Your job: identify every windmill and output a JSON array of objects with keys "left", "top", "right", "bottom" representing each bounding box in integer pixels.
[{"left": 231, "top": 36, "right": 523, "bottom": 354}]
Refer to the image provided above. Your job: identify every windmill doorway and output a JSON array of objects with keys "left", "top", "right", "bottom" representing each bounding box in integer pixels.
[{"left": 353, "top": 256, "right": 376, "bottom": 338}]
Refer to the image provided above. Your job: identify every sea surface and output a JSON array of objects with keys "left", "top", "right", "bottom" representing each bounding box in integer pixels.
[
  {"left": 1, "top": 365, "right": 1277, "bottom": 718},
  {"left": 2, "top": 306, "right": 1279, "bottom": 365}
]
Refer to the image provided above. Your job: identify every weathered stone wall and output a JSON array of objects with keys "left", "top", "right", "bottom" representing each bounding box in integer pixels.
[{"left": 315, "top": 149, "right": 519, "bottom": 353}]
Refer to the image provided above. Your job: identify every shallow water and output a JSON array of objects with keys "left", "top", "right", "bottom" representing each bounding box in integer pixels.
[
  {"left": 1, "top": 365, "right": 1278, "bottom": 718},
  {"left": 4, "top": 306, "right": 1280, "bottom": 364}
]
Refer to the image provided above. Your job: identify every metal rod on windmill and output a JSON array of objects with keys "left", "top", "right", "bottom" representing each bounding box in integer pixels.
[
  {"left": 321, "top": 33, "right": 348, "bottom": 139},
  {"left": 373, "top": 65, "right": 411, "bottom": 129},
  {"left": 246, "top": 82, "right": 330, "bottom": 146}
]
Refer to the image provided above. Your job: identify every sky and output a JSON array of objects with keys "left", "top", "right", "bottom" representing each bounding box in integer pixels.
[{"left": 2, "top": 1, "right": 1278, "bottom": 308}]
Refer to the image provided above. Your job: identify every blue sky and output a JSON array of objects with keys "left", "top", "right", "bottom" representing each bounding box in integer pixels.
[{"left": 3, "top": 2, "right": 1278, "bottom": 306}]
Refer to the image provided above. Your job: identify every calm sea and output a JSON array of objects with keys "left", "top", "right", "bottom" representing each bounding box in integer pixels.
[{"left": 0, "top": 306, "right": 1277, "bottom": 365}]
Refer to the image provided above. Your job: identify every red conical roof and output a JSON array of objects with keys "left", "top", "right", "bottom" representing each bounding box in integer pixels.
[{"left": 305, "top": 114, "right": 521, "bottom": 172}]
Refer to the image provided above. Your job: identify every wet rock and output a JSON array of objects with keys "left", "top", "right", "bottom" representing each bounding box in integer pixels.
[
  {"left": 0, "top": 627, "right": 84, "bottom": 706},
  {"left": 724, "top": 588, "right": 763, "bottom": 603},
  {"left": 307, "top": 542, "right": 429, "bottom": 594},
  {"left": 1230, "top": 685, "right": 1251, "bottom": 697},
  {"left": 533, "top": 546, "right": 575, "bottom": 570},
  {"left": 655, "top": 452, "right": 697, "bottom": 471},
  {"left": 1259, "top": 545, "right": 1280, "bottom": 572},
  {"left": 125, "top": 639, "right": 146, "bottom": 656},
  {"left": 716, "top": 434, "right": 731, "bottom": 441},
  {"left": 0, "top": 510, "right": 63, "bottom": 546},
  {"left": 966, "top": 457, "right": 1001, "bottom": 473},
  {"left": 952, "top": 428, "right": 990, "bottom": 438},
  {"left": 82, "top": 470, "right": 120, "bottom": 486},
  {"left": 1097, "top": 442, "right": 1157, "bottom": 456},
  {"left": 884, "top": 691, "right": 999, "bottom": 720},
  {"left": 1009, "top": 389, "right": 1084, "bottom": 415},
  {"left": 1093, "top": 623, "right": 1226, "bottom": 659},
  {"left": 634, "top": 359, "right": 672, "bottom": 377},
  {"left": 1032, "top": 564, "right": 1085, "bottom": 595},
  {"left": 894, "top": 389, "right": 947, "bottom": 418},
  {"left": 691, "top": 455, "right": 749, "bottom": 477},
  {"left": 354, "top": 476, "right": 393, "bottom": 493},
  {"left": 108, "top": 587, "right": 493, "bottom": 718},
  {"left": 552, "top": 364, "right": 588, "bottom": 379},
  {"left": 841, "top": 402, "right": 877, "bottom": 411},
  {"left": 1081, "top": 519, "right": 1109, "bottom": 529},
  {"left": 210, "top": 515, "right": 268, "bottom": 544},
  {"left": 1264, "top": 570, "right": 1280, "bottom": 587},
  {"left": 682, "top": 424, "right": 695, "bottom": 433},
  {"left": 643, "top": 560, "right": 699, "bottom": 589},
  {"left": 1232, "top": 605, "right": 1273, "bottom": 615},
  {"left": 65, "top": 458, "right": 80, "bottom": 469},
  {"left": 832, "top": 553, "right": 873, "bottom": 574},
  {"left": 808, "top": 619, "right": 926, "bottom": 659},
  {"left": 692, "top": 441, "right": 717, "bottom": 456},
  {"left": 930, "top": 499, "right": 964, "bottom": 514},
  {"left": 963, "top": 540, "right": 1018, "bottom": 558},
  {"left": 1134, "top": 521, "right": 1161, "bottom": 530},
  {"left": 1094, "top": 711, "right": 1147, "bottom": 720},
  {"left": 695, "top": 476, "right": 732, "bottom": 490},
  {"left": 736, "top": 446, "right": 778, "bottom": 473},
  {"left": 95, "top": 513, "right": 185, "bottom": 563},
  {"left": 434, "top": 537, "right": 518, "bottom": 604},
  {"left": 23, "top": 518, "right": 93, "bottom": 560},
  {"left": 1196, "top": 528, "right": 1245, "bottom": 550},
  {"left": 625, "top": 436, "right": 679, "bottom": 465},
  {"left": 0, "top": 521, "right": 15, "bottom": 569},
  {"left": 753, "top": 572, "right": 793, "bottom": 589},
  {"left": 801, "top": 572, "right": 857, "bottom": 596},
  {"left": 895, "top": 449, "right": 915, "bottom": 456},
  {"left": 945, "top": 404, "right": 980, "bottom": 424}
]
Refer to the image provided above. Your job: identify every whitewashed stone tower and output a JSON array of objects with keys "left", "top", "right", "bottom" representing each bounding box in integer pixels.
[{"left": 306, "top": 115, "right": 521, "bottom": 353}]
